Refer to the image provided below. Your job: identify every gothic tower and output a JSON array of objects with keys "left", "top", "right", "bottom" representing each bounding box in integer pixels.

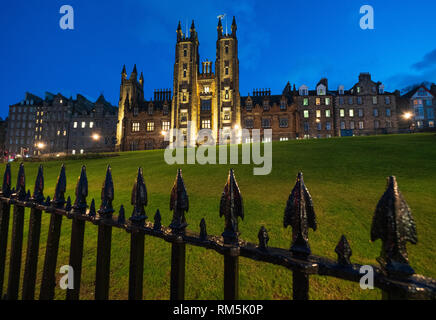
[
  {"left": 170, "top": 20, "right": 200, "bottom": 145},
  {"left": 215, "top": 16, "right": 241, "bottom": 141},
  {"left": 116, "top": 64, "right": 144, "bottom": 150}
]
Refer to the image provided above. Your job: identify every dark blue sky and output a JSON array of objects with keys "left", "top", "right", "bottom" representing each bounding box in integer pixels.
[{"left": 1, "top": 0, "right": 436, "bottom": 119}]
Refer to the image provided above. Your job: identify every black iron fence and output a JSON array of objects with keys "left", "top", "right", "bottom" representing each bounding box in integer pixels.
[{"left": 0, "top": 163, "right": 435, "bottom": 300}]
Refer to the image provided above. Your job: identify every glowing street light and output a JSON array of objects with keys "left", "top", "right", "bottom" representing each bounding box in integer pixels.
[
  {"left": 161, "top": 130, "right": 167, "bottom": 136},
  {"left": 37, "top": 142, "right": 45, "bottom": 149},
  {"left": 403, "top": 112, "right": 413, "bottom": 120},
  {"left": 92, "top": 133, "right": 101, "bottom": 141}
]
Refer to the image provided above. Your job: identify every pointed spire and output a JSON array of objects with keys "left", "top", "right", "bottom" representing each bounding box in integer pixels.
[
  {"left": 220, "top": 169, "right": 244, "bottom": 244},
  {"left": 65, "top": 196, "right": 72, "bottom": 212},
  {"left": 45, "top": 195, "right": 51, "bottom": 207},
  {"left": 284, "top": 172, "right": 317, "bottom": 257},
  {"left": 121, "top": 65, "right": 127, "bottom": 80},
  {"left": 72, "top": 166, "right": 88, "bottom": 214},
  {"left": 177, "top": 21, "right": 183, "bottom": 41},
  {"left": 177, "top": 20, "right": 182, "bottom": 31},
  {"left": 231, "top": 16, "right": 237, "bottom": 35},
  {"left": 200, "top": 218, "right": 207, "bottom": 240},
  {"left": 169, "top": 169, "right": 189, "bottom": 232},
  {"left": 130, "top": 167, "right": 148, "bottom": 224},
  {"left": 52, "top": 164, "right": 66, "bottom": 208},
  {"left": 1, "top": 163, "right": 12, "bottom": 198},
  {"left": 32, "top": 165, "right": 44, "bottom": 204},
  {"left": 154, "top": 209, "right": 162, "bottom": 231},
  {"left": 217, "top": 17, "right": 223, "bottom": 38},
  {"left": 15, "top": 163, "right": 26, "bottom": 201},
  {"left": 371, "top": 176, "right": 417, "bottom": 276},
  {"left": 98, "top": 165, "right": 115, "bottom": 217},
  {"left": 335, "top": 235, "right": 352, "bottom": 265},
  {"left": 190, "top": 20, "right": 195, "bottom": 30},
  {"left": 118, "top": 205, "right": 126, "bottom": 225},
  {"left": 89, "top": 198, "right": 96, "bottom": 217},
  {"left": 258, "top": 226, "right": 269, "bottom": 250},
  {"left": 139, "top": 72, "right": 144, "bottom": 86},
  {"left": 130, "top": 64, "right": 137, "bottom": 80}
]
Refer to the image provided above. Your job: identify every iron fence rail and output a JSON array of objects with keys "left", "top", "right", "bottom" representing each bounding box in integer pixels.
[{"left": 0, "top": 163, "right": 434, "bottom": 300}]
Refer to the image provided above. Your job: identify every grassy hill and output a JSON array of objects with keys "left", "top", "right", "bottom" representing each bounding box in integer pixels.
[{"left": 1, "top": 133, "right": 436, "bottom": 300}]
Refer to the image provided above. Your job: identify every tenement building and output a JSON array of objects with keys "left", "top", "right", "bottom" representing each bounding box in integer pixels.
[
  {"left": 399, "top": 84, "right": 435, "bottom": 131},
  {"left": 5, "top": 92, "right": 117, "bottom": 157},
  {"left": 114, "top": 17, "right": 400, "bottom": 151}
]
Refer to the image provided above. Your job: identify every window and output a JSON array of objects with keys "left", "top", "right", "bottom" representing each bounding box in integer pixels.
[
  {"left": 133, "top": 107, "right": 139, "bottom": 116},
  {"left": 385, "top": 97, "right": 391, "bottom": 105},
  {"left": 201, "top": 119, "right": 211, "bottom": 129},
  {"left": 183, "top": 49, "right": 187, "bottom": 57},
  {"left": 359, "top": 121, "right": 364, "bottom": 129},
  {"left": 225, "top": 46, "right": 229, "bottom": 54},
  {"left": 225, "top": 89, "right": 229, "bottom": 100},
  {"left": 132, "top": 122, "right": 140, "bottom": 132},
  {"left": 373, "top": 108, "right": 379, "bottom": 117},
  {"left": 316, "top": 98, "right": 321, "bottom": 106},
  {"left": 180, "top": 111, "right": 188, "bottom": 123},
  {"left": 326, "top": 122, "right": 331, "bottom": 130},
  {"left": 63, "top": 130, "right": 67, "bottom": 136},
  {"left": 317, "top": 122, "right": 322, "bottom": 131},
  {"left": 427, "top": 108, "right": 435, "bottom": 119},
  {"left": 146, "top": 122, "right": 155, "bottom": 132},
  {"left": 57, "top": 130, "right": 60, "bottom": 136},
  {"left": 429, "top": 120, "right": 435, "bottom": 128},
  {"left": 246, "top": 101, "right": 253, "bottom": 111},
  {"left": 148, "top": 105, "right": 153, "bottom": 115},
  {"left": 373, "top": 96, "right": 378, "bottom": 104},
  {"left": 183, "top": 64, "right": 187, "bottom": 78},
  {"left": 303, "top": 98, "right": 309, "bottom": 106},
  {"left": 316, "top": 110, "right": 321, "bottom": 118},
  {"left": 348, "top": 97, "right": 353, "bottom": 105},
  {"left": 80, "top": 149, "right": 84, "bottom": 154},
  {"left": 339, "top": 97, "right": 344, "bottom": 105},
  {"left": 304, "top": 122, "right": 310, "bottom": 132},
  {"left": 162, "top": 121, "right": 170, "bottom": 131},
  {"left": 325, "top": 98, "right": 330, "bottom": 105},
  {"left": 340, "top": 121, "right": 346, "bottom": 130},
  {"left": 357, "top": 97, "right": 362, "bottom": 105},
  {"left": 304, "top": 110, "right": 309, "bottom": 118},
  {"left": 426, "top": 99, "right": 432, "bottom": 106},
  {"left": 245, "top": 119, "right": 254, "bottom": 128},
  {"left": 350, "top": 121, "right": 355, "bottom": 130},
  {"left": 90, "top": 122, "right": 94, "bottom": 129},
  {"left": 280, "top": 101, "right": 286, "bottom": 110},
  {"left": 225, "top": 67, "right": 229, "bottom": 75},
  {"left": 358, "top": 109, "right": 364, "bottom": 117},
  {"left": 279, "top": 118, "right": 288, "bottom": 128},
  {"left": 223, "top": 111, "right": 231, "bottom": 121},
  {"left": 325, "top": 110, "right": 331, "bottom": 118},
  {"left": 340, "top": 109, "right": 345, "bottom": 117},
  {"left": 261, "top": 118, "right": 271, "bottom": 128},
  {"left": 81, "top": 122, "right": 86, "bottom": 128},
  {"left": 182, "top": 92, "right": 187, "bottom": 102},
  {"left": 386, "top": 108, "right": 391, "bottom": 117},
  {"left": 349, "top": 109, "right": 354, "bottom": 117},
  {"left": 72, "top": 150, "right": 76, "bottom": 155},
  {"left": 263, "top": 100, "right": 270, "bottom": 111}
]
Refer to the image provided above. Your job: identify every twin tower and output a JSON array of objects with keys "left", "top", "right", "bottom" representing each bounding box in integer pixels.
[{"left": 116, "top": 17, "right": 241, "bottom": 148}]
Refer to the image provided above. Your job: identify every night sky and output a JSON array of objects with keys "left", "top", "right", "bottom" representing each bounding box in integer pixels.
[{"left": 1, "top": 0, "right": 435, "bottom": 119}]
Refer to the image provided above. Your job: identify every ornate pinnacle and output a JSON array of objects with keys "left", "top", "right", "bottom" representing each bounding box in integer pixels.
[
  {"left": 118, "top": 205, "right": 126, "bottom": 225},
  {"left": 200, "top": 218, "right": 207, "bottom": 240},
  {"left": 154, "top": 209, "right": 162, "bottom": 231},
  {"left": 1, "top": 163, "right": 12, "bottom": 198},
  {"left": 73, "top": 166, "right": 88, "bottom": 214},
  {"left": 89, "top": 198, "right": 96, "bottom": 217},
  {"left": 258, "top": 226, "right": 269, "bottom": 250},
  {"left": 98, "top": 165, "right": 114, "bottom": 217},
  {"left": 284, "top": 172, "right": 317, "bottom": 257},
  {"left": 371, "top": 176, "right": 417, "bottom": 276},
  {"left": 52, "top": 164, "right": 66, "bottom": 208},
  {"left": 130, "top": 168, "right": 148, "bottom": 224},
  {"left": 32, "top": 165, "right": 44, "bottom": 204},
  {"left": 169, "top": 169, "right": 189, "bottom": 232},
  {"left": 335, "top": 235, "right": 352, "bottom": 265},
  {"left": 15, "top": 163, "right": 26, "bottom": 201},
  {"left": 220, "top": 169, "right": 244, "bottom": 244}
]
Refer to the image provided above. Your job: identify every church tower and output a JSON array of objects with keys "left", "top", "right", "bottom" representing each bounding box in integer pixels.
[
  {"left": 215, "top": 16, "right": 241, "bottom": 141},
  {"left": 116, "top": 64, "right": 144, "bottom": 151},
  {"left": 170, "top": 20, "right": 200, "bottom": 145}
]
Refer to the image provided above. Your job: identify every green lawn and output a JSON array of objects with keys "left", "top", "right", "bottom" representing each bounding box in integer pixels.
[{"left": 1, "top": 133, "right": 436, "bottom": 300}]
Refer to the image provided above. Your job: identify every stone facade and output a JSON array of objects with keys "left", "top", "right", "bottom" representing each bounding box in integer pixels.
[
  {"left": 117, "top": 18, "right": 402, "bottom": 151},
  {"left": 399, "top": 84, "right": 435, "bottom": 131}
]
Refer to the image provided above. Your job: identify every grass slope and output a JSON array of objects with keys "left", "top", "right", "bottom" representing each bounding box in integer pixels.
[{"left": 1, "top": 133, "right": 435, "bottom": 300}]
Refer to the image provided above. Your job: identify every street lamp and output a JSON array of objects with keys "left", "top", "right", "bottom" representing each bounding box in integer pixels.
[
  {"left": 403, "top": 112, "right": 414, "bottom": 133},
  {"left": 92, "top": 133, "right": 101, "bottom": 141}
]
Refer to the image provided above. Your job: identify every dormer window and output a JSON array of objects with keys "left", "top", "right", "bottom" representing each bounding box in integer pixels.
[
  {"left": 204, "top": 86, "right": 210, "bottom": 94},
  {"left": 317, "top": 84, "right": 326, "bottom": 96},
  {"left": 356, "top": 86, "right": 361, "bottom": 94},
  {"left": 263, "top": 100, "right": 270, "bottom": 111},
  {"left": 148, "top": 105, "right": 153, "bottom": 115},
  {"left": 246, "top": 100, "right": 252, "bottom": 111},
  {"left": 299, "top": 85, "right": 309, "bottom": 96},
  {"left": 379, "top": 84, "right": 385, "bottom": 94},
  {"left": 280, "top": 101, "right": 286, "bottom": 110}
]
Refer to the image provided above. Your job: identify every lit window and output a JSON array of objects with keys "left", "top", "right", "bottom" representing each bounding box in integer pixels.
[
  {"left": 162, "top": 121, "right": 170, "bottom": 131},
  {"left": 359, "top": 121, "right": 364, "bottom": 129},
  {"left": 303, "top": 98, "right": 309, "bottom": 106},
  {"left": 132, "top": 122, "right": 140, "bottom": 132},
  {"left": 386, "top": 108, "right": 391, "bottom": 117},
  {"left": 57, "top": 130, "right": 60, "bottom": 136},
  {"left": 201, "top": 120, "right": 211, "bottom": 129},
  {"left": 316, "top": 110, "right": 321, "bottom": 118},
  {"left": 429, "top": 120, "right": 434, "bottom": 128},
  {"left": 340, "top": 109, "right": 345, "bottom": 117},
  {"left": 316, "top": 98, "right": 321, "bottom": 105},
  {"left": 74, "top": 122, "right": 78, "bottom": 128},
  {"left": 80, "top": 149, "right": 84, "bottom": 154},
  {"left": 81, "top": 122, "right": 86, "bottom": 128},
  {"left": 325, "top": 110, "right": 331, "bottom": 118},
  {"left": 63, "top": 130, "right": 67, "bottom": 136},
  {"left": 304, "top": 110, "right": 309, "bottom": 118},
  {"left": 204, "top": 86, "right": 210, "bottom": 93},
  {"left": 373, "top": 96, "right": 378, "bottom": 104},
  {"left": 325, "top": 98, "right": 330, "bottom": 105},
  {"left": 72, "top": 150, "right": 76, "bottom": 155},
  {"left": 90, "top": 122, "right": 94, "bottom": 129},
  {"left": 349, "top": 109, "right": 354, "bottom": 117},
  {"left": 146, "top": 122, "right": 155, "bottom": 132}
]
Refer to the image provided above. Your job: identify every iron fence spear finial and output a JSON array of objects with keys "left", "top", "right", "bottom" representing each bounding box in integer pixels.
[
  {"left": 220, "top": 169, "right": 244, "bottom": 244},
  {"left": 335, "top": 235, "right": 352, "bottom": 265},
  {"left": 371, "top": 176, "right": 417, "bottom": 276},
  {"left": 15, "top": 163, "right": 26, "bottom": 201},
  {"left": 284, "top": 172, "right": 317, "bottom": 256},
  {"left": 200, "top": 218, "right": 207, "bottom": 240},
  {"left": 154, "top": 209, "right": 162, "bottom": 231},
  {"left": 32, "top": 165, "right": 45, "bottom": 204},
  {"left": 73, "top": 166, "right": 88, "bottom": 214},
  {"left": 130, "top": 168, "right": 148, "bottom": 224},
  {"left": 52, "top": 164, "right": 66, "bottom": 208},
  {"left": 98, "top": 165, "right": 114, "bottom": 217},
  {"left": 1, "top": 163, "right": 12, "bottom": 198},
  {"left": 169, "top": 169, "right": 189, "bottom": 232},
  {"left": 258, "top": 226, "right": 269, "bottom": 250}
]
